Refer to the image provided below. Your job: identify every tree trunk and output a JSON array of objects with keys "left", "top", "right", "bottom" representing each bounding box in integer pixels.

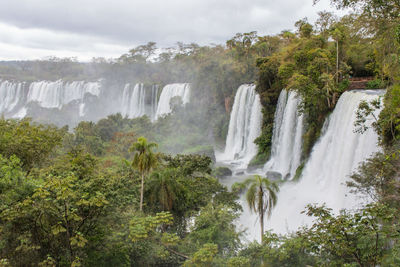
[
  {"left": 336, "top": 39, "right": 339, "bottom": 84},
  {"left": 140, "top": 173, "right": 145, "bottom": 211},
  {"left": 260, "top": 209, "right": 264, "bottom": 243}
]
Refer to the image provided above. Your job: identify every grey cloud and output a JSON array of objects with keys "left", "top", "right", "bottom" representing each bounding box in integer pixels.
[
  {"left": 0, "top": 0, "right": 338, "bottom": 60},
  {"left": 0, "top": 0, "right": 334, "bottom": 45}
]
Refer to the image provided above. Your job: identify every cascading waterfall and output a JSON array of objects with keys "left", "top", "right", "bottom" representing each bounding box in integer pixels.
[
  {"left": 120, "top": 83, "right": 159, "bottom": 120},
  {"left": 263, "top": 90, "right": 304, "bottom": 180},
  {"left": 0, "top": 80, "right": 25, "bottom": 114},
  {"left": 155, "top": 83, "right": 190, "bottom": 119},
  {"left": 121, "top": 83, "right": 146, "bottom": 118},
  {"left": 148, "top": 85, "right": 159, "bottom": 121},
  {"left": 262, "top": 90, "right": 384, "bottom": 235},
  {"left": 27, "top": 80, "right": 100, "bottom": 110},
  {"left": 218, "top": 84, "right": 262, "bottom": 169}
]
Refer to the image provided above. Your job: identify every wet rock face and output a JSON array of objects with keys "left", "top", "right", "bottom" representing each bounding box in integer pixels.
[{"left": 266, "top": 171, "right": 282, "bottom": 180}]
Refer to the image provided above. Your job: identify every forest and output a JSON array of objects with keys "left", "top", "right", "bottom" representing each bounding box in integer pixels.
[{"left": 0, "top": 0, "right": 400, "bottom": 266}]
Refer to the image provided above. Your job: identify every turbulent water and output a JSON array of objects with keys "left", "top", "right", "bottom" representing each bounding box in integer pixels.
[
  {"left": 155, "top": 83, "right": 190, "bottom": 119},
  {"left": 263, "top": 90, "right": 304, "bottom": 180},
  {"left": 217, "top": 84, "right": 262, "bottom": 170},
  {"left": 262, "top": 90, "right": 383, "bottom": 234}
]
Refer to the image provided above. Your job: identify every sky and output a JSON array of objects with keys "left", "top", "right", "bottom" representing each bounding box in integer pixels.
[{"left": 0, "top": 0, "right": 342, "bottom": 61}]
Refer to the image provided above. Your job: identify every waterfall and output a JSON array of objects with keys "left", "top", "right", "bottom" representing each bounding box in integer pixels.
[
  {"left": 26, "top": 80, "right": 100, "bottom": 109},
  {"left": 121, "top": 83, "right": 146, "bottom": 118},
  {"left": 155, "top": 83, "right": 190, "bottom": 119},
  {"left": 218, "top": 84, "right": 262, "bottom": 169},
  {"left": 0, "top": 80, "right": 25, "bottom": 114},
  {"left": 263, "top": 90, "right": 304, "bottom": 180},
  {"left": 121, "top": 83, "right": 159, "bottom": 120},
  {"left": 148, "top": 85, "right": 159, "bottom": 121},
  {"left": 264, "top": 90, "right": 383, "bottom": 234}
]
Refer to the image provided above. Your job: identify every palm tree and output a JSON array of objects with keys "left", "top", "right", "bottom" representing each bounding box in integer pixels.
[
  {"left": 240, "top": 175, "right": 279, "bottom": 242},
  {"left": 130, "top": 137, "right": 159, "bottom": 212},
  {"left": 146, "top": 169, "right": 183, "bottom": 212}
]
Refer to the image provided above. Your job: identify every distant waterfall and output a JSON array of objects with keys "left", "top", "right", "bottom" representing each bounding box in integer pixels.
[
  {"left": 121, "top": 83, "right": 146, "bottom": 118},
  {"left": 120, "top": 83, "right": 159, "bottom": 120},
  {"left": 148, "top": 85, "right": 159, "bottom": 121},
  {"left": 0, "top": 80, "right": 25, "bottom": 114},
  {"left": 155, "top": 83, "right": 190, "bottom": 119},
  {"left": 27, "top": 80, "right": 100, "bottom": 109},
  {"left": 265, "top": 90, "right": 383, "bottom": 234},
  {"left": 219, "top": 84, "right": 262, "bottom": 169},
  {"left": 263, "top": 90, "right": 304, "bottom": 180}
]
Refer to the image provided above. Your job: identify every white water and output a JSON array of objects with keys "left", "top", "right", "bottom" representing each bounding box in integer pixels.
[
  {"left": 0, "top": 80, "right": 25, "bottom": 114},
  {"left": 217, "top": 84, "right": 262, "bottom": 170},
  {"left": 121, "top": 83, "right": 146, "bottom": 118},
  {"left": 155, "top": 83, "right": 190, "bottom": 119},
  {"left": 26, "top": 80, "right": 100, "bottom": 109},
  {"left": 148, "top": 85, "right": 159, "bottom": 121},
  {"left": 121, "top": 83, "right": 159, "bottom": 120},
  {"left": 263, "top": 90, "right": 304, "bottom": 180},
  {"left": 262, "top": 90, "right": 383, "bottom": 235}
]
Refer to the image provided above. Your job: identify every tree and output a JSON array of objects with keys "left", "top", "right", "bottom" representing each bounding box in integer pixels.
[
  {"left": 236, "top": 175, "right": 279, "bottom": 242},
  {"left": 0, "top": 151, "right": 110, "bottom": 266},
  {"left": 118, "top": 42, "right": 157, "bottom": 63},
  {"left": 184, "top": 203, "right": 242, "bottom": 257},
  {"left": 315, "top": 0, "right": 400, "bottom": 19},
  {"left": 302, "top": 203, "right": 398, "bottom": 266},
  {"left": 146, "top": 169, "right": 184, "bottom": 212},
  {"left": 0, "top": 118, "right": 63, "bottom": 171},
  {"left": 130, "top": 137, "right": 159, "bottom": 211}
]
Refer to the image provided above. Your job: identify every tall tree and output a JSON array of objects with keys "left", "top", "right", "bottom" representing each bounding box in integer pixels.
[
  {"left": 238, "top": 175, "right": 279, "bottom": 242},
  {"left": 130, "top": 137, "right": 159, "bottom": 211},
  {"left": 146, "top": 169, "right": 183, "bottom": 212}
]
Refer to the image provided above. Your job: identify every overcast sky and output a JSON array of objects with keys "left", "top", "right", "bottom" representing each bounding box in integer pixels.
[{"left": 0, "top": 0, "right": 341, "bottom": 61}]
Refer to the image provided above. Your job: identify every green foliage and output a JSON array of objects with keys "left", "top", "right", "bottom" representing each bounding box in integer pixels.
[
  {"left": 183, "top": 243, "right": 218, "bottom": 267},
  {"left": 0, "top": 155, "right": 35, "bottom": 211},
  {"left": 238, "top": 175, "right": 279, "bottom": 242},
  {"left": 319, "top": 0, "right": 400, "bottom": 19},
  {"left": 0, "top": 152, "right": 110, "bottom": 265},
  {"left": 366, "top": 79, "right": 386, "bottom": 89},
  {"left": 301, "top": 203, "right": 398, "bottom": 266},
  {"left": 146, "top": 169, "right": 185, "bottom": 212},
  {"left": 2, "top": 2, "right": 400, "bottom": 265},
  {"left": 377, "top": 84, "right": 400, "bottom": 146},
  {"left": 354, "top": 97, "right": 381, "bottom": 134},
  {"left": 129, "top": 212, "right": 173, "bottom": 242},
  {"left": 130, "top": 136, "right": 159, "bottom": 211},
  {"left": 0, "top": 118, "right": 63, "bottom": 170},
  {"left": 162, "top": 153, "right": 212, "bottom": 176},
  {"left": 213, "top": 166, "right": 232, "bottom": 178},
  {"left": 183, "top": 203, "right": 242, "bottom": 257}
]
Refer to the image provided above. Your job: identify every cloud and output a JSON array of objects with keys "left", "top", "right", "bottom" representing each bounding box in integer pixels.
[{"left": 0, "top": 0, "right": 339, "bottom": 60}]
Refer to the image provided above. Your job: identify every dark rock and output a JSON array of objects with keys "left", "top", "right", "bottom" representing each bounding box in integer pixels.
[
  {"left": 214, "top": 166, "right": 232, "bottom": 178},
  {"left": 266, "top": 171, "right": 282, "bottom": 180}
]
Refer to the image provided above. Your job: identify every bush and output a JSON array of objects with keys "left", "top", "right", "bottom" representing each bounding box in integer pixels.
[{"left": 366, "top": 79, "right": 385, "bottom": 89}]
